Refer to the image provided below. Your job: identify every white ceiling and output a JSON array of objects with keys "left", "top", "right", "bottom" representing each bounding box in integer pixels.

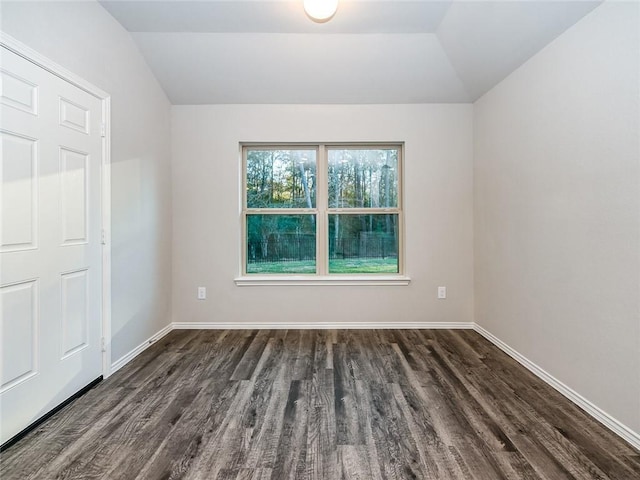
[{"left": 99, "top": 0, "right": 602, "bottom": 104}]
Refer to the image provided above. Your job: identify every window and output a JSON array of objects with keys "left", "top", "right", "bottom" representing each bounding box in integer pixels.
[{"left": 240, "top": 144, "right": 407, "bottom": 284}]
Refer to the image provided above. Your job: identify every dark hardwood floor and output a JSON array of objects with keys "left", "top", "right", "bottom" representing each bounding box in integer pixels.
[{"left": 1, "top": 329, "right": 638, "bottom": 479}]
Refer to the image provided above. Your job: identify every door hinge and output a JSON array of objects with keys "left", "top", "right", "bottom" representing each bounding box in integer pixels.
[
  {"left": 100, "top": 123, "right": 106, "bottom": 137},
  {"left": 101, "top": 229, "right": 106, "bottom": 245},
  {"left": 101, "top": 337, "right": 107, "bottom": 353}
]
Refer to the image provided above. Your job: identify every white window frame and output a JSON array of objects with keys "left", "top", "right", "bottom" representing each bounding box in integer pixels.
[{"left": 235, "top": 143, "right": 410, "bottom": 286}]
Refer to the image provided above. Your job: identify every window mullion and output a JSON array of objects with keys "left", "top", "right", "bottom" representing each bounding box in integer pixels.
[
  {"left": 317, "top": 144, "right": 328, "bottom": 276},
  {"left": 326, "top": 208, "right": 401, "bottom": 214},
  {"left": 245, "top": 208, "right": 317, "bottom": 214}
]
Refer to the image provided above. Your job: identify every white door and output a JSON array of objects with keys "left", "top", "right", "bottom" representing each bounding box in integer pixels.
[{"left": 1, "top": 47, "right": 104, "bottom": 444}]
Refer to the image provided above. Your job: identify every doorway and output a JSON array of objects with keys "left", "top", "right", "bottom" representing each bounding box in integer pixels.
[{"left": 1, "top": 36, "right": 111, "bottom": 447}]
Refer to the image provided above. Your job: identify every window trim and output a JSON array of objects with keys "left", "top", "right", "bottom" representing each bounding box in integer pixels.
[
  {"left": 234, "top": 275, "right": 411, "bottom": 286},
  {"left": 239, "top": 142, "right": 408, "bottom": 283}
]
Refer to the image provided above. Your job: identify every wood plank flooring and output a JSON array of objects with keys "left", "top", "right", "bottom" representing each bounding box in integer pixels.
[{"left": 1, "top": 329, "right": 638, "bottom": 479}]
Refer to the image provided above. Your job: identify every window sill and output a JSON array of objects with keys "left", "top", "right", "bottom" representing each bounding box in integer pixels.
[{"left": 234, "top": 275, "right": 411, "bottom": 287}]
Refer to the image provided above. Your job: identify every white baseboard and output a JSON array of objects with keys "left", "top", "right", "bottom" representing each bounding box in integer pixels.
[
  {"left": 473, "top": 323, "right": 640, "bottom": 451},
  {"left": 171, "top": 321, "right": 475, "bottom": 330},
  {"left": 109, "top": 323, "right": 173, "bottom": 375}
]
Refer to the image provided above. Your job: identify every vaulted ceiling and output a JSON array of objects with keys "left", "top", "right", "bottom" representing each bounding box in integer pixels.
[{"left": 100, "top": 0, "right": 602, "bottom": 104}]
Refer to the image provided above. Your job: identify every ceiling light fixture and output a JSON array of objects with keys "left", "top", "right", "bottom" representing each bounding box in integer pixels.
[{"left": 304, "top": 0, "right": 338, "bottom": 23}]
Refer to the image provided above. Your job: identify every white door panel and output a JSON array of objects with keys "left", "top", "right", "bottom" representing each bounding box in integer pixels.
[{"left": 1, "top": 47, "right": 103, "bottom": 444}]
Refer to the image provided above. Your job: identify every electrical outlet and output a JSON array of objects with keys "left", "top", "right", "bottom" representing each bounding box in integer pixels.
[
  {"left": 197, "top": 287, "right": 206, "bottom": 300},
  {"left": 438, "top": 286, "right": 446, "bottom": 299}
]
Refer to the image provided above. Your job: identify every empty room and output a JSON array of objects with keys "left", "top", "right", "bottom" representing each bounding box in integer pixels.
[{"left": 0, "top": 0, "right": 638, "bottom": 478}]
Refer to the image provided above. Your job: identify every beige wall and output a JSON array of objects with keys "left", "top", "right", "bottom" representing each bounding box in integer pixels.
[
  {"left": 474, "top": 2, "right": 640, "bottom": 432},
  {"left": 1, "top": 1, "right": 173, "bottom": 362},
  {"left": 171, "top": 105, "right": 473, "bottom": 326}
]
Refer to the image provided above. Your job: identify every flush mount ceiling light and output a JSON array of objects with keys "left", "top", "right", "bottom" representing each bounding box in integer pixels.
[{"left": 304, "top": 0, "right": 339, "bottom": 23}]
